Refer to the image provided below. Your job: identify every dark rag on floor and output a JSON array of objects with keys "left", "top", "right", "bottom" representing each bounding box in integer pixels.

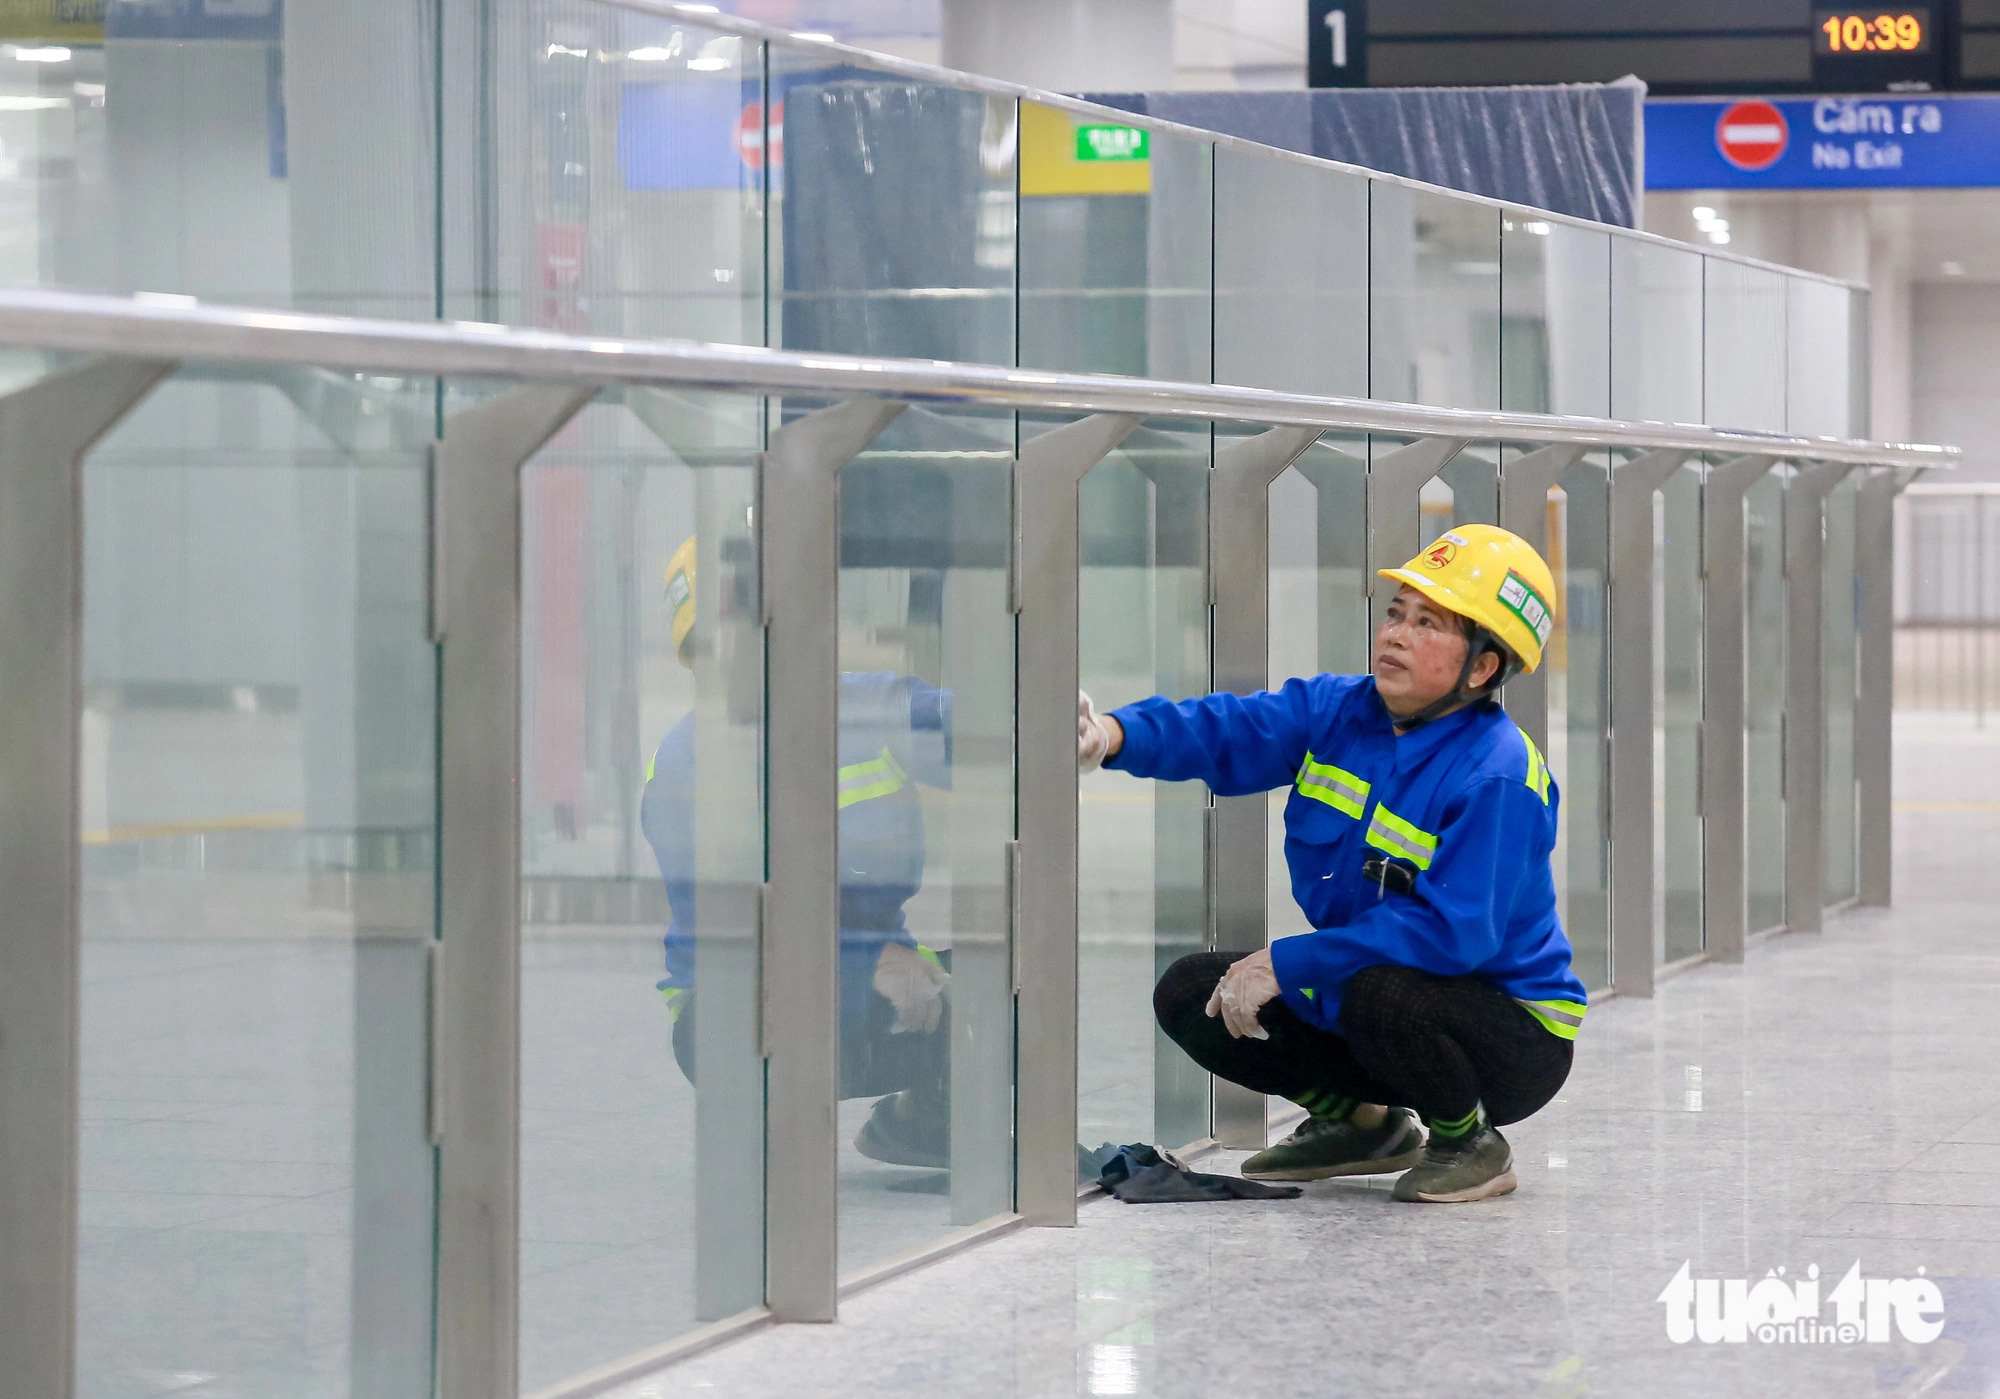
[{"left": 1094, "top": 1144, "right": 1301, "bottom": 1204}]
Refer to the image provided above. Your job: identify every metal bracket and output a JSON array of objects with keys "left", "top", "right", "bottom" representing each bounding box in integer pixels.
[
  {"left": 759, "top": 396, "right": 906, "bottom": 1324},
  {"left": 1365, "top": 434, "right": 1470, "bottom": 619},
  {"left": 1606, "top": 448, "right": 1690, "bottom": 999},
  {"left": 1497, "top": 443, "right": 1590, "bottom": 756},
  {"left": 0, "top": 355, "right": 177, "bottom": 1399},
  {"left": 430, "top": 382, "right": 597, "bottom": 1399},
  {"left": 1013, "top": 412, "right": 1141, "bottom": 1230},
  {"left": 1783, "top": 459, "right": 1855, "bottom": 936},
  {"left": 1698, "top": 454, "right": 1775, "bottom": 963}
]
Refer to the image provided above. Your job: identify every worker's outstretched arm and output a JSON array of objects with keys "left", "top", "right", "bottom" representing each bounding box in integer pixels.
[
  {"left": 1105, "top": 675, "right": 1329, "bottom": 797},
  {"left": 1268, "top": 774, "right": 1552, "bottom": 1030}
]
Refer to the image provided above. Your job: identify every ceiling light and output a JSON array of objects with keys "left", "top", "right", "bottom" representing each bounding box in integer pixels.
[
  {"left": 1709, "top": 231, "right": 1731, "bottom": 245},
  {"left": 628, "top": 46, "right": 673, "bottom": 60},
  {"left": 545, "top": 42, "right": 588, "bottom": 59},
  {"left": 1943, "top": 261, "right": 1965, "bottom": 276},
  {"left": 1524, "top": 220, "right": 1551, "bottom": 235},
  {"left": 686, "top": 56, "right": 730, "bottom": 70},
  {"left": 679, "top": 2, "right": 720, "bottom": 10},
  {"left": 0, "top": 95, "right": 67, "bottom": 110},
  {"left": 792, "top": 31, "right": 836, "bottom": 42},
  {"left": 11, "top": 45, "right": 71, "bottom": 62},
  {"left": 1692, "top": 205, "right": 1716, "bottom": 220}
]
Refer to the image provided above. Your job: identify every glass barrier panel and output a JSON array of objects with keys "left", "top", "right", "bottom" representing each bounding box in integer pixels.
[
  {"left": 1267, "top": 435, "right": 1369, "bottom": 943},
  {"left": 1824, "top": 474, "right": 1860, "bottom": 903},
  {"left": 513, "top": 388, "right": 765, "bottom": 1390},
  {"left": 1502, "top": 213, "right": 1610, "bottom": 416},
  {"left": 470, "top": 6, "right": 765, "bottom": 341},
  {"left": 1020, "top": 105, "right": 1210, "bottom": 382},
  {"left": 1746, "top": 467, "right": 1789, "bottom": 933},
  {"left": 1704, "top": 258, "right": 1788, "bottom": 434},
  {"left": 1787, "top": 277, "right": 1857, "bottom": 439},
  {"left": 834, "top": 405, "right": 1016, "bottom": 1271},
  {"left": 1610, "top": 235, "right": 1701, "bottom": 423},
  {"left": 1076, "top": 418, "right": 1211, "bottom": 1155},
  {"left": 1214, "top": 148, "right": 1367, "bottom": 396},
  {"left": 1556, "top": 454, "right": 1611, "bottom": 990},
  {"left": 75, "top": 366, "right": 438, "bottom": 1399},
  {"left": 772, "top": 43, "right": 1014, "bottom": 365},
  {"left": 1660, "top": 462, "right": 1705, "bottom": 963},
  {"left": 1370, "top": 182, "right": 1499, "bottom": 409}
]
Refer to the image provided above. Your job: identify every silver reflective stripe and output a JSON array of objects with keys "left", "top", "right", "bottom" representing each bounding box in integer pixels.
[{"left": 1518, "top": 999, "right": 1583, "bottom": 1028}]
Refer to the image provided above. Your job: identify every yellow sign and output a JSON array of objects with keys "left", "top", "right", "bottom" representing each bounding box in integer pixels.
[
  {"left": 1020, "top": 101, "right": 1151, "bottom": 198},
  {"left": 0, "top": 0, "right": 104, "bottom": 42}
]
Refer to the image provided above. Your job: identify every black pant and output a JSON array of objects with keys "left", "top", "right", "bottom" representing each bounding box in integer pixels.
[{"left": 1154, "top": 952, "right": 1572, "bottom": 1127}]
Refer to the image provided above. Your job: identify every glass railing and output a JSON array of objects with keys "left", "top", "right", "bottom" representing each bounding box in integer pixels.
[
  {"left": 0, "top": 290, "right": 1950, "bottom": 1399},
  {"left": 0, "top": 6, "right": 1937, "bottom": 1396}
]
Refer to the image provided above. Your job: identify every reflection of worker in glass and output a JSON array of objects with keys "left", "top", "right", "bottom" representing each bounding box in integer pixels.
[
  {"left": 1079, "top": 526, "right": 1586, "bottom": 1203},
  {"left": 641, "top": 537, "right": 956, "bottom": 1169}
]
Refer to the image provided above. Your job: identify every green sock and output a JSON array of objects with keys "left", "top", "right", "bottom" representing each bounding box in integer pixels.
[
  {"left": 1428, "top": 1103, "right": 1487, "bottom": 1140},
  {"left": 1291, "top": 1088, "right": 1356, "bottom": 1121}
]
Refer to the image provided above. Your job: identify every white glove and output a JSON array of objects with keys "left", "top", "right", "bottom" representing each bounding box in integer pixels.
[
  {"left": 873, "top": 942, "right": 949, "bottom": 1034},
  {"left": 1204, "top": 949, "right": 1279, "bottom": 1040},
  {"left": 1078, "top": 690, "right": 1113, "bottom": 772}
]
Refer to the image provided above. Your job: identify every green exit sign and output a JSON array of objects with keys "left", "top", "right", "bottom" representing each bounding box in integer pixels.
[{"left": 1075, "top": 124, "right": 1149, "bottom": 161}]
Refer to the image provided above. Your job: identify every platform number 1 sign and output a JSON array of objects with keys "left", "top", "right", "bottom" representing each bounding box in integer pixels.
[{"left": 1309, "top": 0, "right": 1367, "bottom": 87}]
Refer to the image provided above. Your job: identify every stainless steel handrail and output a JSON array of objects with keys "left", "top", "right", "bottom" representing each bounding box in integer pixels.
[
  {"left": 0, "top": 289, "right": 1955, "bottom": 470},
  {"left": 612, "top": 0, "right": 1868, "bottom": 294}
]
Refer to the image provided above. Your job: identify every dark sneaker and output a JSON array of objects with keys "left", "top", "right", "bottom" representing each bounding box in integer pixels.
[
  {"left": 854, "top": 1090, "right": 949, "bottom": 1170},
  {"left": 1240, "top": 1107, "right": 1425, "bottom": 1181},
  {"left": 1391, "top": 1125, "right": 1517, "bottom": 1203}
]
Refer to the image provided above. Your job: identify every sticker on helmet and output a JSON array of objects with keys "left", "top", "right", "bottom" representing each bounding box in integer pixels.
[{"left": 1497, "top": 569, "right": 1554, "bottom": 646}]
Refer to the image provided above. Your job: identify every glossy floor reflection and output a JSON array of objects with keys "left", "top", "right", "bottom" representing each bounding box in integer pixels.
[{"left": 612, "top": 714, "right": 2000, "bottom": 1398}]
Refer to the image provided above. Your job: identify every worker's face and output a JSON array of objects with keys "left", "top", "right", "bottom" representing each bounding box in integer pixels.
[{"left": 1372, "top": 586, "right": 1495, "bottom": 718}]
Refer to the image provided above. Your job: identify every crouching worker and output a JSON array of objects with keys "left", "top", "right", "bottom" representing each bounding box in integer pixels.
[{"left": 1078, "top": 525, "right": 1586, "bottom": 1203}]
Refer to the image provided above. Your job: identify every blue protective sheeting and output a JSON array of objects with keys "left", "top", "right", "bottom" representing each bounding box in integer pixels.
[{"left": 1083, "top": 82, "right": 1643, "bottom": 227}]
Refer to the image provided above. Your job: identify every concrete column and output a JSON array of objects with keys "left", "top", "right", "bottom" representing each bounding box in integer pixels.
[{"left": 942, "top": 0, "right": 1174, "bottom": 91}]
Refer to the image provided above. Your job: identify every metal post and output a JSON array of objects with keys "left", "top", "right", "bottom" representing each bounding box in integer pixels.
[
  {"left": 1366, "top": 435, "right": 1470, "bottom": 624},
  {"left": 1498, "top": 443, "right": 1589, "bottom": 756},
  {"left": 1208, "top": 425, "right": 1325, "bottom": 1150},
  {"left": 0, "top": 357, "right": 175, "bottom": 1399},
  {"left": 433, "top": 384, "right": 597, "bottom": 1399},
  {"left": 759, "top": 397, "right": 906, "bottom": 1319},
  {"left": 1783, "top": 461, "right": 1853, "bottom": 935},
  {"left": 1855, "top": 468, "right": 1907, "bottom": 907},
  {"left": 1698, "top": 454, "right": 1775, "bottom": 964},
  {"left": 1606, "top": 449, "right": 1688, "bottom": 997},
  {"left": 1015, "top": 412, "right": 1141, "bottom": 1227}
]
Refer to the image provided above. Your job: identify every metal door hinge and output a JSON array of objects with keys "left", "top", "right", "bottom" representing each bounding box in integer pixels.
[
  {"left": 756, "top": 881, "right": 773, "bottom": 1059},
  {"left": 425, "top": 939, "right": 443, "bottom": 1146},
  {"left": 1004, "top": 839, "right": 1023, "bottom": 994},
  {"left": 426, "top": 441, "right": 445, "bottom": 643},
  {"left": 1007, "top": 462, "right": 1024, "bottom": 615}
]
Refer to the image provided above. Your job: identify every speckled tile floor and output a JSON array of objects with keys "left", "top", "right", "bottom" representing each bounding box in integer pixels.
[{"left": 602, "top": 715, "right": 2000, "bottom": 1399}]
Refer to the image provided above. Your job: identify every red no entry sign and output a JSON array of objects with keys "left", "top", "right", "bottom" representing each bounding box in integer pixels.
[
  {"left": 1714, "top": 100, "right": 1789, "bottom": 171},
  {"left": 734, "top": 99, "right": 785, "bottom": 172}
]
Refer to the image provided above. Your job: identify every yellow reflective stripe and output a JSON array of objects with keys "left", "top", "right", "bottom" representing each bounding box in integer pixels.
[
  {"left": 837, "top": 746, "right": 908, "bottom": 809},
  {"left": 1364, "top": 803, "right": 1438, "bottom": 870},
  {"left": 1519, "top": 728, "right": 1550, "bottom": 804},
  {"left": 1516, "top": 997, "right": 1585, "bottom": 1040},
  {"left": 645, "top": 752, "right": 657, "bottom": 785},
  {"left": 661, "top": 986, "right": 688, "bottom": 1022},
  {"left": 1295, "top": 750, "right": 1369, "bottom": 818}
]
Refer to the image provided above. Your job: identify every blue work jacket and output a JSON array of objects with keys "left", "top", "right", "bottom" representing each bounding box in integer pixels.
[
  {"left": 642, "top": 672, "right": 952, "bottom": 1015},
  {"left": 1107, "top": 674, "right": 1587, "bottom": 1041}
]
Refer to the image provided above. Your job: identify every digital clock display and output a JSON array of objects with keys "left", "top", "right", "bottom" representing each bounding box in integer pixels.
[{"left": 1814, "top": 8, "right": 1930, "bottom": 54}]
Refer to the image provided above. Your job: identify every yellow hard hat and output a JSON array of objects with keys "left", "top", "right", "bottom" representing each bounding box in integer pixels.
[
  {"left": 1377, "top": 523, "right": 1557, "bottom": 674},
  {"left": 665, "top": 535, "right": 696, "bottom": 666}
]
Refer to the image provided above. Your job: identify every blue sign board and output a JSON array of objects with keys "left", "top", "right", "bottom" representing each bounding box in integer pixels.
[{"left": 1647, "top": 94, "right": 2000, "bottom": 189}]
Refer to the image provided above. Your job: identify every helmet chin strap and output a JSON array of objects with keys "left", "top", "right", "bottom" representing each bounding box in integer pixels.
[{"left": 1391, "top": 631, "right": 1511, "bottom": 733}]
